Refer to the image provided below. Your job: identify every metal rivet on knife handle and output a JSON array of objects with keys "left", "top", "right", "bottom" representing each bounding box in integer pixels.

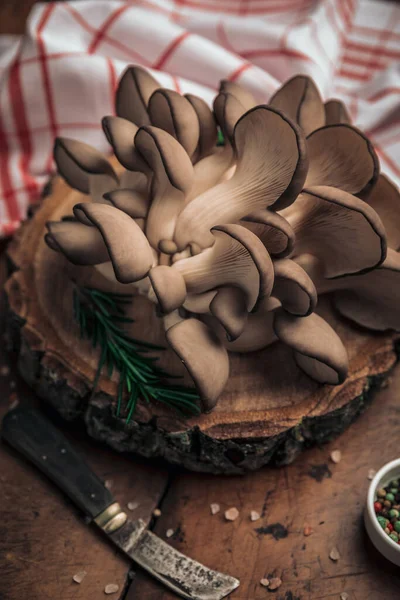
[{"left": 94, "top": 502, "right": 127, "bottom": 534}]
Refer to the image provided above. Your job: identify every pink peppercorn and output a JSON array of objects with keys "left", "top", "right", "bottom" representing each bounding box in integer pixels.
[{"left": 374, "top": 502, "right": 383, "bottom": 513}]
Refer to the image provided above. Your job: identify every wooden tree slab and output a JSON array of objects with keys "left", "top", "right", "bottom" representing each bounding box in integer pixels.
[{"left": 5, "top": 177, "right": 400, "bottom": 474}]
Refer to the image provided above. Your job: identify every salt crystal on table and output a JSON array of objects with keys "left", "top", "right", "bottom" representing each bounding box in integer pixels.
[
  {"left": 224, "top": 507, "right": 239, "bottom": 521},
  {"left": 127, "top": 501, "right": 139, "bottom": 511},
  {"left": 210, "top": 503, "right": 220, "bottom": 515},
  {"left": 330, "top": 450, "right": 342, "bottom": 464},
  {"left": 250, "top": 511, "right": 260, "bottom": 522},
  {"left": 368, "top": 469, "right": 376, "bottom": 480},
  {"left": 268, "top": 577, "right": 282, "bottom": 590},
  {"left": 329, "top": 547, "right": 340, "bottom": 561},
  {"left": 166, "top": 529, "right": 174, "bottom": 538},
  {"left": 153, "top": 508, "right": 161, "bottom": 517},
  {"left": 303, "top": 525, "right": 313, "bottom": 536},
  {"left": 72, "top": 570, "right": 87, "bottom": 584},
  {"left": 340, "top": 593, "right": 349, "bottom": 600},
  {"left": 105, "top": 583, "right": 119, "bottom": 594},
  {"left": 260, "top": 578, "right": 269, "bottom": 587}
]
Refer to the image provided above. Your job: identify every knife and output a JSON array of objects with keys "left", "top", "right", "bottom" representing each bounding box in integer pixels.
[{"left": 1, "top": 407, "right": 239, "bottom": 600}]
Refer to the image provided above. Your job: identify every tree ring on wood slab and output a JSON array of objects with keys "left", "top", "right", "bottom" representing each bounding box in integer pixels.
[{"left": 4, "top": 178, "right": 399, "bottom": 474}]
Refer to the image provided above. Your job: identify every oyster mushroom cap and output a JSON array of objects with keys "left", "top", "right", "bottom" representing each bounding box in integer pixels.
[
  {"left": 54, "top": 138, "right": 117, "bottom": 194},
  {"left": 148, "top": 89, "right": 200, "bottom": 158},
  {"left": 272, "top": 258, "right": 317, "bottom": 316},
  {"left": 285, "top": 185, "right": 387, "bottom": 279},
  {"left": 185, "top": 94, "right": 217, "bottom": 162},
  {"left": 73, "top": 203, "right": 154, "bottom": 283},
  {"left": 223, "top": 312, "right": 277, "bottom": 352},
  {"left": 202, "top": 297, "right": 278, "bottom": 352},
  {"left": 45, "top": 220, "right": 110, "bottom": 265},
  {"left": 116, "top": 65, "right": 160, "bottom": 126},
  {"left": 333, "top": 248, "right": 400, "bottom": 332},
  {"left": 273, "top": 309, "right": 349, "bottom": 385},
  {"left": 213, "top": 91, "right": 247, "bottom": 143},
  {"left": 219, "top": 80, "right": 256, "bottom": 111},
  {"left": 174, "top": 105, "right": 308, "bottom": 250},
  {"left": 324, "top": 99, "right": 351, "bottom": 125},
  {"left": 165, "top": 318, "right": 230, "bottom": 412},
  {"left": 305, "top": 124, "right": 380, "bottom": 198},
  {"left": 209, "top": 286, "right": 248, "bottom": 341},
  {"left": 241, "top": 209, "right": 295, "bottom": 258},
  {"left": 185, "top": 93, "right": 217, "bottom": 159},
  {"left": 104, "top": 184, "right": 149, "bottom": 219},
  {"left": 269, "top": 75, "right": 325, "bottom": 136},
  {"left": 363, "top": 174, "right": 400, "bottom": 251},
  {"left": 234, "top": 106, "right": 308, "bottom": 214},
  {"left": 148, "top": 265, "right": 187, "bottom": 314},
  {"left": 134, "top": 125, "right": 194, "bottom": 248},
  {"left": 101, "top": 116, "right": 139, "bottom": 170},
  {"left": 135, "top": 126, "right": 193, "bottom": 193},
  {"left": 213, "top": 224, "right": 274, "bottom": 305}
]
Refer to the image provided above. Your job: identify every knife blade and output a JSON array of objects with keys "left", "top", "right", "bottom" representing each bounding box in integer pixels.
[{"left": 1, "top": 407, "right": 239, "bottom": 600}]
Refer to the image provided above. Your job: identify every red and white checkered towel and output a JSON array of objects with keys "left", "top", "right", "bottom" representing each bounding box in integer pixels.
[{"left": 0, "top": 0, "right": 399, "bottom": 237}]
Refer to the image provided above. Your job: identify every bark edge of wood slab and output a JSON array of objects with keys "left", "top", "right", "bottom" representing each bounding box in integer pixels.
[{"left": 4, "top": 177, "right": 400, "bottom": 474}]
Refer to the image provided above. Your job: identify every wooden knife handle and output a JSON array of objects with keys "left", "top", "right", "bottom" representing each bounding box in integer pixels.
[{"left": 1, "top": 407, "right": 114, "bottom": 519}]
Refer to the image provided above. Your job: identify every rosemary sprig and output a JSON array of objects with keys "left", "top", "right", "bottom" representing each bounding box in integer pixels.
[
  {"left": 73, "top": 286, "right": 201, "bottom": 422},
  {"left": 217, "top": 128, "right": 225, "bottom": 146}
]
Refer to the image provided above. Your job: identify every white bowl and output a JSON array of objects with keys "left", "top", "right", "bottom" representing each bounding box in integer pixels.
[{"left": 365, "top": 458, "right": 400, "bottom": 566}]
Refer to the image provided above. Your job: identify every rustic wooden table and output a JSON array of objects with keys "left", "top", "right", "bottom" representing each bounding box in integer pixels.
[{"left": 2, "top": 2, "right": 400, "bottom": 599}]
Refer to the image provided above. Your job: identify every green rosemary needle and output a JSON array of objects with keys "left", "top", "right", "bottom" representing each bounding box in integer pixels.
[{"left": 73, "top": 286, "right": 200, "bottom": 422}]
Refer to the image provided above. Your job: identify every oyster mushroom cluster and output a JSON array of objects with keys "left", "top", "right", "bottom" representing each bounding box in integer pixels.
[{"left": 45, "top": 66, "right": 400, "bottom": 413}]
